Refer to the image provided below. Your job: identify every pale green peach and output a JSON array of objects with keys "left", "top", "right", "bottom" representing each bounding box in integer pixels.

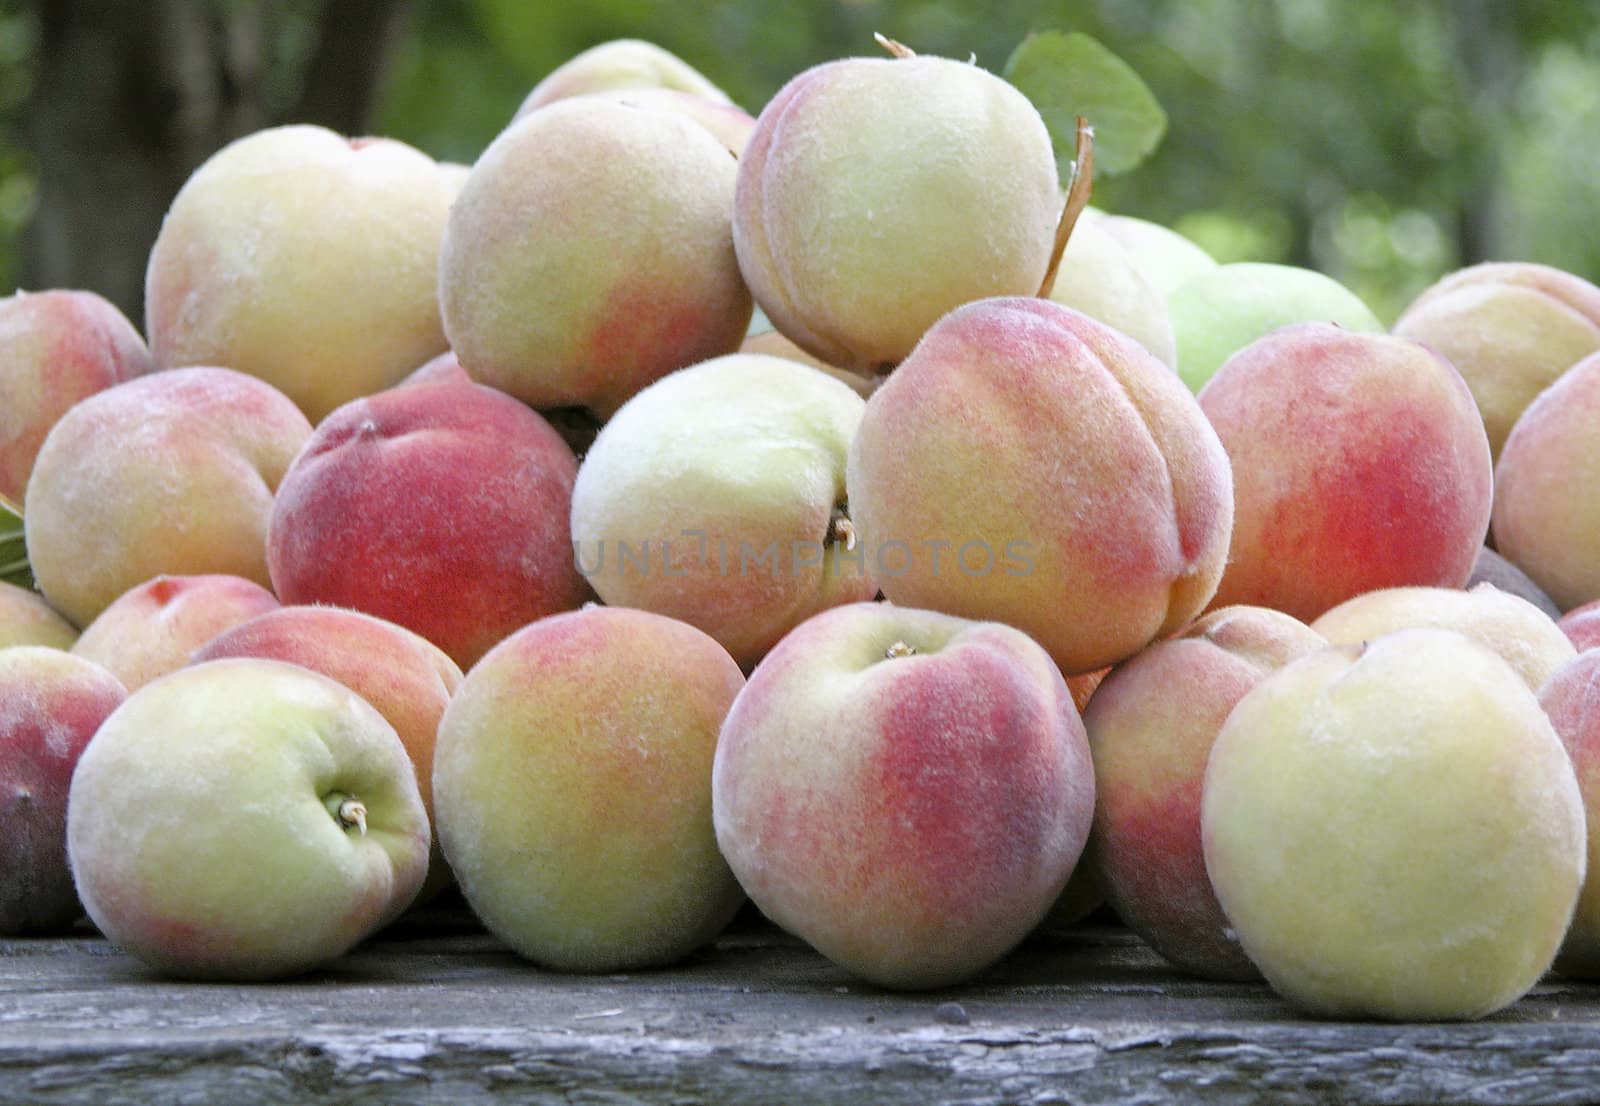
[
  {"left": 1310, "top": 583, "right": 1575, "bottom": 692},
  {"left": 1170, "top": 262, "right": 1382, "bottom": 392},
  {"left": 1047, "top": 216, "right": 1176, "bottom": 369},
  {"left": 1203, "top": 629, "right": 1585, "bottom": 1020},
  {"left": 1394, "top": 262, "right": 1600, "bottom": 459},
  {"left": 433, "top": 607, "right": 745, "bottom": 971},
  {"left": 1089, "top": 210, "right": 1217, "bottom": 296},
  {"left": 67, "top": 658, "right": 430, "bottom": 980},
  {"left": 146, "top": 125, "right": 456, "bottom": 423},
  {"left": 571, "top": 353, "right": 873, "bottom": 668},
  {"left": 0, "top": 581, "right": 77, "bottom": 649}
]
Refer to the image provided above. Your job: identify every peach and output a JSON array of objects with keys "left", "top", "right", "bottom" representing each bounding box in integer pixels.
[
  {"left": 24, "top": 367, "right": 311, "bottom": 628},
  {"left": 396, "top": 350, "right": 471, "bottom": 389},
  {"left": 734, "top": 52, "right": 1061, "bottom": 374},
  {"left": 847, "top": 297, "right": 1233, "bottom": 675},
  {"left": 518, "top": 86, "right": 755, "bottom": 157},
  {"left": 1393, "top": 262, "right": 1600, "bottom": 458},
  {"left": 1167, "top": 262, "right": 1383, "bottom": 392},
  {"left": 1468, "top": 546, "right": 1560, "bottom": 620},
  {"left": 267, "top": 381, "right": 587, "bottom": 671},
  {"left": 1085, "top": 606, "right": 1325, "bottom": 980},
  {"left": 516, "top": 38, "right": 735, "bottom": 112},
  {"left": 1560, "top": 600, "right": 1600, "bottom": 652},
  {"left": 1203, "top": 629, "right": 1585, "bottom": 1020},
  {"left": 1089, "top": 210, "right": 1217, "bottom": 296},
  {"left": 1047, "top": 215, "right": 1177, "bottom": 369},
  {"left": 570, "top": 354, "right": 874, "bottom": 668},
  {"left": 0, "top": 289, "right": 151, "bottom": 507},
  {"left": 713, "top": 602, "right": 1094, "bottom": 989},
  {"left": 1199, "top": 324, "right": 1493, "bottom": 623},
  {"left": 1309, "top": 583, "right": 1575, "bottom": 693},
  {"left": 0, "top": 647, "right": 126, "bottom": 933},
  {"left": 1492, "top": 351, "right": 1600, "bottom": 611},
  {"left": 71, "top": 574, "right": 279, "bottom": 692},
  {"left": 146, "top": 125, "right": 456, "bottom": 424},
  {"left": 0, "top": 582, "right": 76, "bottom": 650},
  {"left": 434, "top": 606, "right": 745, "bottom": 971},
  {"left": 440, "top": 98, "right": 751, "bottom": 419},
  {"left": 1537, "top": 650, "right": 1600, "bottom": 978},
  {"left": 740, "top": 327, "right": 878, "bottom": 398}
]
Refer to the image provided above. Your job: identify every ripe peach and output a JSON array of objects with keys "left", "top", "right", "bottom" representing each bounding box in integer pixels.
[
  {"left": 192, "top": 604, "right": 463, "bottom": 900},
  {"left": 1203, "top": 629, "right": 1585, "bottom": 1020},
  {"left": 146, "top": 125, "right": 456, "bottom": 424},
  {"left": 1086, "top": 606, "right": 1325, "bottom": 980},
  {"left": 1199, "top": 324, "right": 1492, "bottom": 623},
  {"left": 847, "top": 297, "right": 1233, "bottom": 675},
  {"left": 713, "top": 602, "right": 1094, "bottom": 989},
  {"left": 1492, "top": 351, "right": 1600, "bottom": 611},
  {"left": 72, "top": 575, "right": 279, "bottom": 692},
  {"left": 1560, "top": 600, "right": 1600, "bottom": 652},
  {"left": 434, "top": 606, "right": 745, "bottom": 971},
  {"left": 1168, "top": 262, "right": 1382, "bottom": 392},
  {"left": 1393, "top": 262, "right": 1600, "bottom": 458},
  {"left": 396, "top": 350, "right": 471, "bottom": 389},
  {"left": 517, "top": 39, "right": 735, "bottom": 112},
  {"left": 24, "top": 367, "right": 311, "bottom": 628},
  {"left": 440, "top": 98, "right": 751, "bottom": 418},
  {"left": 518, "top": 86, "right": 755, "bottom": 157},
  {"left": 1309, "top": 583, "right": 1574, "bottom": 693},
  {"left": 734, "top": 53, "right": 1060, "bottom": 373},
  {"left": 0, "top": 582, "right": 76, "bottom": 650},
  {"left": 267, "top": 381, "right": 586, "bottom": 671},
  {"left": 0, "top": 289, "right": 150, "bottom": 507},
  {"left": 1537, "top": 650, "right": 1600, "bottom": 978},
  {"left": 0, "top": 647, "right": 126, "bottom": 933},
  {"left": 1047, "top": 216, "right": 1177, "bottom": 369},
  {"left": 570, "top": 353, "right": 873, "bottom": 668}
]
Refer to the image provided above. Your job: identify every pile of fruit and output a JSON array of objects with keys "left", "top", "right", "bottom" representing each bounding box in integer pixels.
[{"left": 3, "top": 34, "right": 1600, "bottom": 1025}]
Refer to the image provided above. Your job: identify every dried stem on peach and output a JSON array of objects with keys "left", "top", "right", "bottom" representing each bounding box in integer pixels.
[
  {"left": 1038, "top": 116, "right": 1095, "bottom": 300},
  {"left": 873, "top": 33, "right": 917, "bottom": 59}
]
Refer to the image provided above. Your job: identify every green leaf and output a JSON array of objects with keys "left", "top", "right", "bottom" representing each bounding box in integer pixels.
[
  {"left": 1003, "top": 31, "right": 1167, "bottom": 178},
  {"left": 0, "top": 493, "right": 31, "bottom": 592}
]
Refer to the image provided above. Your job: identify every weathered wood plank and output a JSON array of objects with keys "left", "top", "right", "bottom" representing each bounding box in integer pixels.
[{"left": 0, "top": 915, "right": 1594, "bottom": 1105}]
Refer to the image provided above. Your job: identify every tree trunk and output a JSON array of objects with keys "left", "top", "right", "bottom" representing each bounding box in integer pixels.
[{"left": 19, "top": 0, "right": 409, "bottom": 327}]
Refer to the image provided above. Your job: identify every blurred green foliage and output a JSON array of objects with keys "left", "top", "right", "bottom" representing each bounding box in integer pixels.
[{"left": 4, "top": 0, "right": 1599, "bottom": 322}]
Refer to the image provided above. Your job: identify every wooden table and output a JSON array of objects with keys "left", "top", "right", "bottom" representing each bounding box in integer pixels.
[{"left": 0, "top": 904, "right": 1594, "bottom": 1105}]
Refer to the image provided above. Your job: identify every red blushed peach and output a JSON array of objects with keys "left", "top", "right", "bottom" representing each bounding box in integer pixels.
[
  {"left": 1560, "top": 601, "right": 1600, "bottom": 652},
  {"left": 434, "top": 606, "right": 745, "bottom": 971},
  {"left": 1492, "top": 351, "right": 1600, "bottom": 611},
  {"left": 713, "top": 602, "right": 1094, "bottom": 990},
  {"left": 1199, "top": 324, "right": 1493, "bottom": 623},
  {"left": 192, "top": 604, "right": 463, "bottom": 899},
  {"left": 1393, "top": 262, "right": 1600, "bottom": 459},
  {"left": 1084, "top": 606, "right": 1325, "bottom": 980},
  {"left": 847, "top": 297, "right": 1233, "bottom": 676},
  {"left": 0, "top": 289, "right": 151, "bottom": 507},
  {"left": 0, "top": 647, "right": 127, "bottom": 933},
  {"left": 267, "top": 381, "right": 587, "bottom": 671},
  {"left": 71, "top": 575, "right": 279, "bottom": 692},
  {"left": 1538, "top": 650, "right": 1600, "bottom": 978},
  {"left": 24, "top": 368, "right": 312, "bottom": 628},
  {"left": 1310, "top": 583, "right": 1575, "bottom": 693},
  {"left": 0, "top": 582, "right": 77, "bottom": 650}
]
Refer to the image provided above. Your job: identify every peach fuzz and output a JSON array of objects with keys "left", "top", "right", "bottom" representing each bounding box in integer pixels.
[
  {"left": 267, "top": 380, "right": 587, "bottom": 672},
  {"left": 24, "top": 367, "right": 312, "bottom": 629},
  {"left": 734, "top": 54, "right": 1061, "bottom": 374},
  {"left": 1393, "top": 261, "right": 1600, "bottom": 459},
  {"left": 1085, "top": 606, "right": 1325, "bottom": 980},
  {"left": 72, "top": 574, "right": 279, "bottom": 692},
  {"left": 1309, "top": 583, "right": 1575, "bottom": 693},
  {"left": 0, "top": 646, "right": 126, "bottom": 933},
  {"left": 441, "top": 97, "right": 751, "bottom": 418},
  {"left": 192, "top": 604, "right": 463, "bottom": 899},
  {"left": 1537, "top": 650, "right": 1600, "bottom": 978},
  {"left": 433, "top": 606, "right": 745, "bottom": 971},
  {"left": 146, "top": 125, "right": 456, "bottom": 423},
  {"left": 1492, "top": 351, "right": 1600, "bottom": 611},
  {"left": 847, "top": 297, "right": 1233, "bottom": 676},
  {"left": 1560, "top": 601, "right": 1600, "bottom": 652},
  {"left": 713, "top": 602, "right": 1094, "bottom": 990},
  {"left": 0, "top": 289, "right": 151, "bottom": 507},
  {"left": 1198, "top": 324, "right": 1492, "bottom": 623},
  {"left": 0, "top": 581, "right": 77, "bottom": 650},
  {"left": 1203, "top": 629, "right": 1585, "bottom": 1020}
]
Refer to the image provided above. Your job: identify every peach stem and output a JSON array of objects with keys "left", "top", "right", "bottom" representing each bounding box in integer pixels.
[{"left": 1037, "top": 116, "right": 1095, "bottom": 299}]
